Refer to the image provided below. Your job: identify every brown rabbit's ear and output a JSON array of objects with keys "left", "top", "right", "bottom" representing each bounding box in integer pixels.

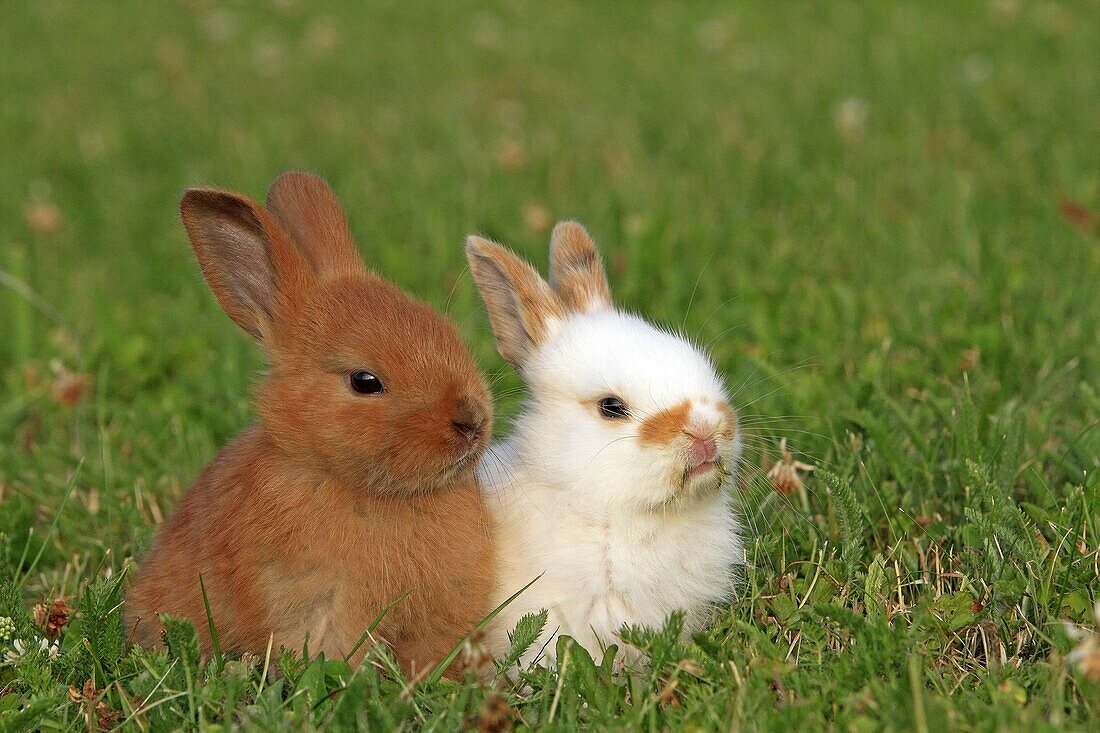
[
  {"left": 548, "top": 221, "right": 612, "bottom": 313},
  {"left": 466, "top": 236, "right": 564, "bottom": 368},
  {"left": 264, "top": 172, "right": 364, "bottom": 279},
  {"left": 180, "top": 188, "right": 313, "bottom": 339}
]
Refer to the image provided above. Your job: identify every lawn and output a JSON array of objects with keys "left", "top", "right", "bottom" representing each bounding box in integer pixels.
[{"left": 1, "top": 1, "right": 1098, "bottom": 730}]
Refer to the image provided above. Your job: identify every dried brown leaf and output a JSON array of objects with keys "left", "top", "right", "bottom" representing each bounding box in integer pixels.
[
  {"left": 1060, "top": 201, "right": 1094, "bottom": 231},
  {"left": 767, "top": 438, "right": 815, "bottom": 496},
  {"left": 657, "top": 677, "right": 681, "bottom": 708},
  {"left": 522, "top": 201, "right": 550, "bottom": 234},
  {"left": 24, "top": 201, "right": 62, "bottom": 235},
  {"left": 35, "top": 596, "right": 75, "bottom": 638},
  {"left": 476, "top": 692, "right": 516, "bottom": 733},
  {"left": 52, "top": 367, "right": 92, "bottom": 407}
]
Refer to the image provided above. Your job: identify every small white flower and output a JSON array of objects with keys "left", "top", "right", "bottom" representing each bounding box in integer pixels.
[
  {"left": 3, "top": 635, "right": 60, "bottom": 663},
  {"left": 201, "top": 9, "right": 238, "bottom": 44},
  {"left": 36, "top": 637, "right": 60, "bottom": 660},
  {"left": 5, "top": 638, "right": 26, "bottom": 662},
  {"left": 833, "top": 97, "right": 869, "bottom": 140},
  {"left": 469, "top": 12, "right": 504, "bottom": 50},
  {"left": 696, "top": 18, "right": 730, "bottom": 52},
  {"left": 962, "top": 54, "right": 991, "bottom": 84}
]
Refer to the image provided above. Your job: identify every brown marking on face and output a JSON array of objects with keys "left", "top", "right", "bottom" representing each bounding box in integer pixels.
[
  {"left": 639, "top": 400, "right": 691, "bottom": 446},
  {"left": 549, "top": 221, "right": 612, "bottom": 312}
]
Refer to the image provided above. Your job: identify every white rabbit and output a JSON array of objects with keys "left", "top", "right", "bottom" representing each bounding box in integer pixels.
[{"left": 466, "top": 222, "right": 744, "bottom": 668}]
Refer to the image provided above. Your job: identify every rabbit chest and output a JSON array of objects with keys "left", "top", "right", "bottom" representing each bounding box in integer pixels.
[
  {"left": 492, "top": 487, "right": 740, "bottom": 663},
  {"left": 256, "top": 503, "right": 402, "bottom": 655},
  {"left": 556, "top": 497, "right": 737, "bottom": 636},
  {"left": 255, "top": 479, "right": 491, "bottom": 660}
]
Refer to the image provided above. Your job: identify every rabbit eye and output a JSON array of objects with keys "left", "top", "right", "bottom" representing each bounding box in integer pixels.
[
  {"left": 598, "top": 396, "right": 629, "bottom": 420},
  {"left": 350, "top": 371, "right": 384, "bottom": 395}
]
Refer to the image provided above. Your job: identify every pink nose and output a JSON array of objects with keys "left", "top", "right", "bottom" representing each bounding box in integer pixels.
[{"left": 689, "top": 436, "right": 718, "bottom": 465}]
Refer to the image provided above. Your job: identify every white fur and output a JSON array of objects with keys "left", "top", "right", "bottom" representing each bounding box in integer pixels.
[{"left": 480, "top": 307, "right": 744, "bottom": 667}]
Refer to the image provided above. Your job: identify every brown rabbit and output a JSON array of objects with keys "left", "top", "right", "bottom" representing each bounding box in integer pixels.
[{"left": 125, "top": 172, "right": 494, "bottom": 677}]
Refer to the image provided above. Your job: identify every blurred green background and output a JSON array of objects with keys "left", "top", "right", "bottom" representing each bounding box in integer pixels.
[
  {"left": 1, "top": 1, "right": 1098, "bottom": 729},
  {"left": 3, "top": 2, "right": 1098, "bottom": 408}
]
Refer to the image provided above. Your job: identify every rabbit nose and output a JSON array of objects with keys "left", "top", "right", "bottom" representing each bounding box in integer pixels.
[
  {"left": 452, "top": 398, "right": 487, "bottom": 445},
  {"left": 688, "top": 435, "right": 718, "bottom": 465},
  {"left": 452, "top": 418, "right": 485, "bottom": 445}
]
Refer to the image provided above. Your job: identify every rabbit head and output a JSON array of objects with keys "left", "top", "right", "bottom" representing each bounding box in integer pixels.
[
  {"left": 181, "top": 172, "right": 491, "bottom": 494},
  {"left": 466, "top": 222, "right": 740, "bottom": 511}
]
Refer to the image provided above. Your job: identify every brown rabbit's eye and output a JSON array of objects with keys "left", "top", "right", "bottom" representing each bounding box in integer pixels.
[
  {"left": 350, "top": 371, "right": 384, "bottom": 395},
  {"left": 598, "top": 396, "right": 629, "bottom": 419}
]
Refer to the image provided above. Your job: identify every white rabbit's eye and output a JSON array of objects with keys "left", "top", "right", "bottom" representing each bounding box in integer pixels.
[
  {"left": 350, "top": 371, "right": 384, "bottom": 395},
  {"left": 598, "top": 396, "right": 629, "bottom": 419}
]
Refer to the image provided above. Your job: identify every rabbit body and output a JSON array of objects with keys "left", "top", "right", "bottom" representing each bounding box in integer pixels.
[
  {"left": 484, "top": 438, "right": 738, "bottom": 666},
  {"left": 467, "top": 224, "right": 743, "bottom": 666},
  {"left": 126, "top": 173, "right": 494, "bottom": 676},
  {"left": 129, "top": 426, "right": 492, "bottom": 672}
]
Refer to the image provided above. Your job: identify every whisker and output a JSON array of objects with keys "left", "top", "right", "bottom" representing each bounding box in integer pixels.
[{"left": 682, "top": 250, "right": 717, "bottom": 332}]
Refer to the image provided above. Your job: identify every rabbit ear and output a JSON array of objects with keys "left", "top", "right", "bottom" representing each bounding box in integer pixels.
[
  {"left": 548, "top": 221, "right": 611, "bottom": 312},
  {"left": 264, "top": 172, "right": 365, "bottom": 278},
  {"left": 180, "top": 188, "right": 313, "bottom": 339},
  {"left": 466, "top": 236, "right": 564, "bottom": 368}
]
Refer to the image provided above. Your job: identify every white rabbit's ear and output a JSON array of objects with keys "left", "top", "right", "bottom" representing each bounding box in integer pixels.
[
  {"left": 466, "top": 236, "right": 564, "bottom": 368},
  {"left": 181, "top": 187, "right": 314, "bottom": 339},
  {"left": 265, "top": 172, "right": 365, "bottom": 279},
  {"left": 549, "top": 221, "right": 611, "bottom": 313}
]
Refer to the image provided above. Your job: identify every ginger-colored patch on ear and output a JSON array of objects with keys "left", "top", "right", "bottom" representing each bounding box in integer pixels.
[
  {"left": 549, "top": 221, "right": 611, "bottom": 312},
  {"left": 466, "top": 236, "right": 564, "bottom": 368},
  {"left": 639, "top": 400, "right": 691, "bottom": 446}
]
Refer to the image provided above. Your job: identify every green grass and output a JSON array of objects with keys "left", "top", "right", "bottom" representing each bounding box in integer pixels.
[{"left": 1, "top": 1, "right": 1098, "bottom": 730}]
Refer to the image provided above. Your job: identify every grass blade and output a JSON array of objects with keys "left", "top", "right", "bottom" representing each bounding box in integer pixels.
[
  {"left": 344, "top": 590, "right": 412, "bottom": 664},
  {"left": 198, "top": 572, "right": 224, "bottom": 671},
  {"left": 15, "top": 460, "right": 82, "bottom": 586},
  {"left": 425, "top": 573, "right": 543, "bottom": 686}
]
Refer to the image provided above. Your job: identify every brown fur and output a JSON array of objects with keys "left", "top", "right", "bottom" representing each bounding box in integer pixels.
[
  {"left": 638, "top": 400, "right": 692, "bottom": 446},
  {"left": 548, "top": 221, "right": 611, "bottom": 312},
  {"left": 180, "top": 190, "right": 312, "bottom": 338},
  {"left": 465, "top": 236, "right": 564, "bottom": 368},
  {"left": 126, "top": 173, "right": 494, "bottom": 678},
  {"left": 265, "top": 172, "right": 363, "bottom": 278}
]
